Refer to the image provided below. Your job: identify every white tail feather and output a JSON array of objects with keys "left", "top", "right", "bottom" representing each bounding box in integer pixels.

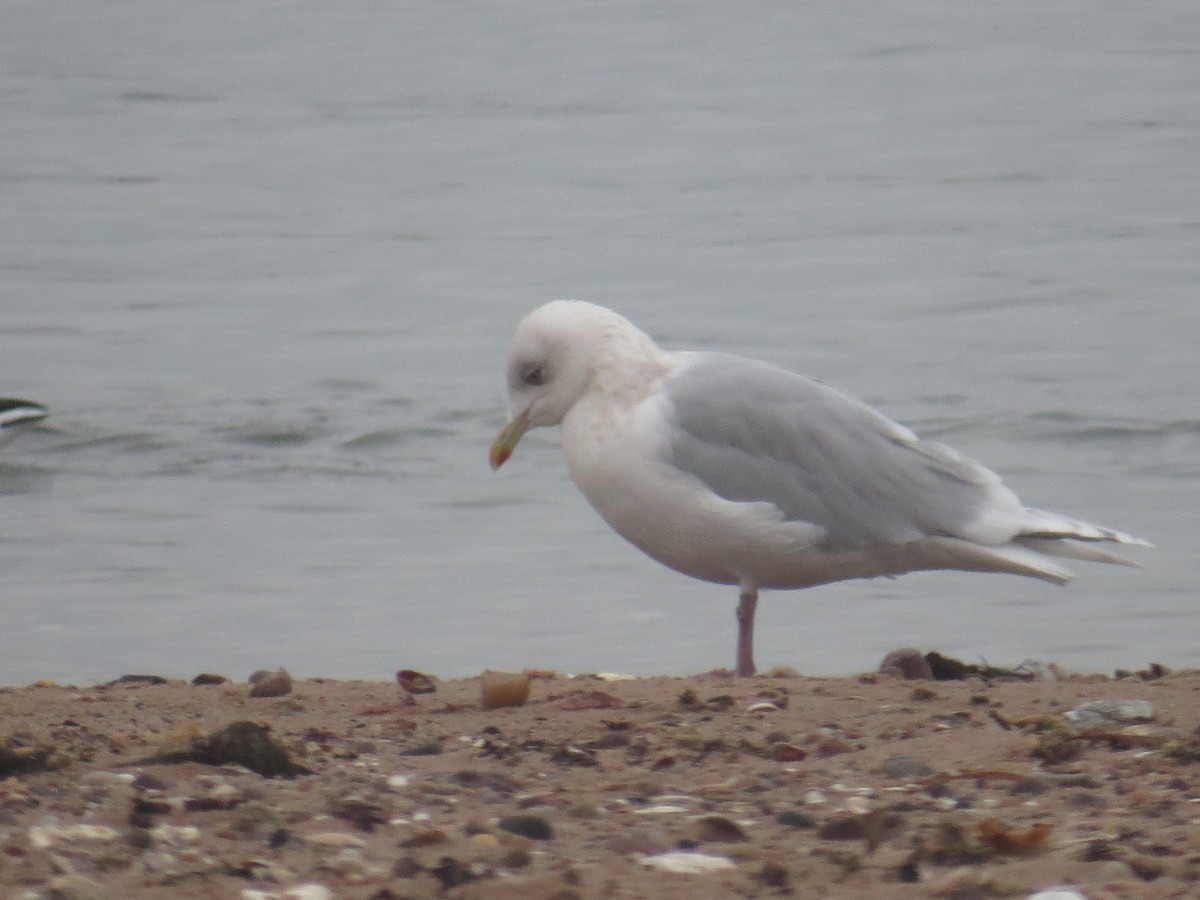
[{"left": 1016, "top": 536, "right": 1142, "bottom": 568}]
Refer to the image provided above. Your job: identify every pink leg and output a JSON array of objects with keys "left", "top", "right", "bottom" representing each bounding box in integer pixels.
[{"left": 735, "top": 584, "right": 758, "bottom": 677}]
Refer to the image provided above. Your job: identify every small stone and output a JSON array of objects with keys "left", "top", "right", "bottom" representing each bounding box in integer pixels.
[
  {"left": 191, "top": 673, "right": 228, "bottom": 686},
  {"left": 305, "top": 832, "right": 367, "bottom": 848},
  {"left": 497, "top": 813, "right": 553, "bottom": 840},
  {"left": 641, "top": 851, "right": 736, "bottom": 874},
  {"left": 1065, "top": 699, "right": 1154, "bottom": 727},
  {"left": 430, "top": 856, "right": 473, "bottom": 890},
  {"left": 1009, "top": 776, "right": 1048, "bottom": 795},
  {"left": 771, "top": 742, "right": 807, "bottom": 762},
  {"left": 399, "top": 828, "right": 449, "bottom": 848},
  {"left": 282, "top": 885, "right": 334, "bottom": 900},
  {"left": 845, "top": 796, "right": 870, "bottom": 815},
  {"left": 881, "top": 755, "right": 935, "bottom": 779},
  {"left": 248, "top": 668, "right": 293, "bottom": 698},
  {"left": 756, "top": 862, "right": 790, "bottom": 888},
  {"left": 1026, "top": 889, "right": 1088, "bottom": 900},
  {"left": 777, "top": 810, "right": 817, "bottom": 829},
  {"left": 692, "top": 814, "right": 749, "bottom": 842},
  {"left": 818, "top": 810, "right": 904, "bottom": 851},
  {"left": 109, "top": 674, "right": 170, "bottom": 685},
  {"left": 499, "top": 846, "right": 533, "bottom": 868},
  {"left": 469, "top": 832, "right": 501, "bottom": 850}
]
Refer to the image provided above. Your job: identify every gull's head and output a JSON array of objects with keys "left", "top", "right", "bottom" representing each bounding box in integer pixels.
[{"left": 489, "top": 300, "right": 648, "bottom": 470}]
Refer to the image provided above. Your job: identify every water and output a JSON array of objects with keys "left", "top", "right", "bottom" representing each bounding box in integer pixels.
[{"left": 1, "top": 0, "right": 1196, "bottom": 685}]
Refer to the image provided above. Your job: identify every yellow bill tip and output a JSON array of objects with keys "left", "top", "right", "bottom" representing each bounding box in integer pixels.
[{"left": 489, "top": 413, "right": 530, "bottom": 471}]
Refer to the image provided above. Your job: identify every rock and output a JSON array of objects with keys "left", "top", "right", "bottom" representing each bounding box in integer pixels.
[
  {"left": 1065, "top": 699, "right": 1154, "bottom": 727},
  {"left": 818, "top": 810, "right": 904, "bottom": 851},
  {"left": 1026, "top": 889, "right": 1088, "bottom": 900},
  {"left": 193, "top": 721, "right": 300, "bottom": 777},
  {"left": 282, "top": 885, "right": 334, "bottom": 900},
  {"left": 879, "top": 648, "right": 933, "bottom": 680},
  {"left": 28, "top": 824, "right": 120, "bottom": 849},
  {"left": 108, "top": 674, "right": 169, "bottom": 685},
  {"left": 248, "top": 668, "right": 293, "bottom": 698},
  {"left": 480, "top": 670, "right": 532, "bottom": 709},
  {"left": 0, "top": 744, "right": 61, "bottom": 777},
  {"left": 497, "top": 813, "right": 553, "bottom": 840},
  {"left": 305, "top": 832, "right": 367, "bottom": 848},
  {"left": 692, "top": 814, "right": 749, "bottom": 842},
  {"left": 777, "top": 810, "right": 817, "bottom": 829},
  {"left": 430, "top": 856, "right": 474, "bottom": 890},
  {"left": 641, "top": 851, "right": 735, "bottom": 874},
  {"left": 136, "top": 721, "right": 301, "bottom": 777},
  {"left": 191, "top": 673, "right": 228, "bottom": 686},
  {"left": 881, "top": 755, "right": 935, "bottom": 779}
]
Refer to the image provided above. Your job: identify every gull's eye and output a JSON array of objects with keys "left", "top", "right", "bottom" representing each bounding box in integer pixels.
[{"left": 521, "top": 364, "right": 546, "bottom": 387}]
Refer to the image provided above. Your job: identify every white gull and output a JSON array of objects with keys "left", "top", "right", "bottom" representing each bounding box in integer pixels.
[{"left": 489, "top": 301, "right": 1148, "bottom": 676}]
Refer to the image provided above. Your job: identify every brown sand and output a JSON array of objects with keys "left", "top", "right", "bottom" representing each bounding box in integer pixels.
[{"left": 2, "top": 666, "right": 1198, "bottom": 899}]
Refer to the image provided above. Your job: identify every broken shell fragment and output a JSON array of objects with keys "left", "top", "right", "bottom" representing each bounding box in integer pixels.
[{"left": 396, "top": 669, "right": 437, "bottom": 695}]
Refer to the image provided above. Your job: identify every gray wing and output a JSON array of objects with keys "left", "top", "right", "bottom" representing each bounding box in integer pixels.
[{"left": 661, "top": 352, "right": 1015, "bottom": 548}]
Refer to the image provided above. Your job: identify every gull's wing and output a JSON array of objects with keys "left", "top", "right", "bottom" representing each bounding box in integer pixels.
[{"left": 662, "top": 352, "right": 1042, "bottom": 549}]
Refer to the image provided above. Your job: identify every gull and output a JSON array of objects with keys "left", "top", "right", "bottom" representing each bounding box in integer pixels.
[
  {"left": 489, "top": 301, "right": 1148, "bottom": 676},
  {"left": 0, "top": 399, "right": 48, "bottom": 448}
]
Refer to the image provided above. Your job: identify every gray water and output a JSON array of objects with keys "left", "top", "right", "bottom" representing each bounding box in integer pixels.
[{"left": 2, "top": 0, "right": 1196, "bottom": 686}]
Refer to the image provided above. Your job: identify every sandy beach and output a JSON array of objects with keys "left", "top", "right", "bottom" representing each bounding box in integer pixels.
[{"left": 1, "top": 660, "right": 1197, "bottom": 899}]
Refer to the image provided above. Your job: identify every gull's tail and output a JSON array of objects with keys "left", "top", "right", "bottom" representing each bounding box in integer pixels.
[
  {"left": 920, "top": 509, "right": 1149, "bottom": 587},
  {"left": 1007, "top": 508, "right": 1150, "bottom": 580}
]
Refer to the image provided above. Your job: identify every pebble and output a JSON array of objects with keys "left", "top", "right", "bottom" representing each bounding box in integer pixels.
[
  {"left": 283, "top": 886, "right": 335, "bottom": 900},
  {"left": 1065, "top": 699, "right": 1153, "bottom": 727},
  {"left": 305, "top": 832, "right": 367, "bottom": 848},
  {"left": 844, "top": 796, "right": 871, "bottom": 815},
  {"left": 28, "top": 824, "right": 120, "bottom": 849},
  {"left": 1026, "top": 889, "right": 1088, "bottom": 900},
  {"left": 881, "top": 755, "right": 936, "bottom": 779},
  {"left": 641, "top": 851, "right": 736, "bottom": 874},
  {"left": 692, "top": 814, "right": 749, "bottom": 842},
  {"left": 496, "top": 813, "right": 553, "bottom": 840},
  {"left": 777, "top": 810, "right": 817, "bottom": 829},
  {"left": 248, "top": 668, "right": 294, "bottom": 698}
]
